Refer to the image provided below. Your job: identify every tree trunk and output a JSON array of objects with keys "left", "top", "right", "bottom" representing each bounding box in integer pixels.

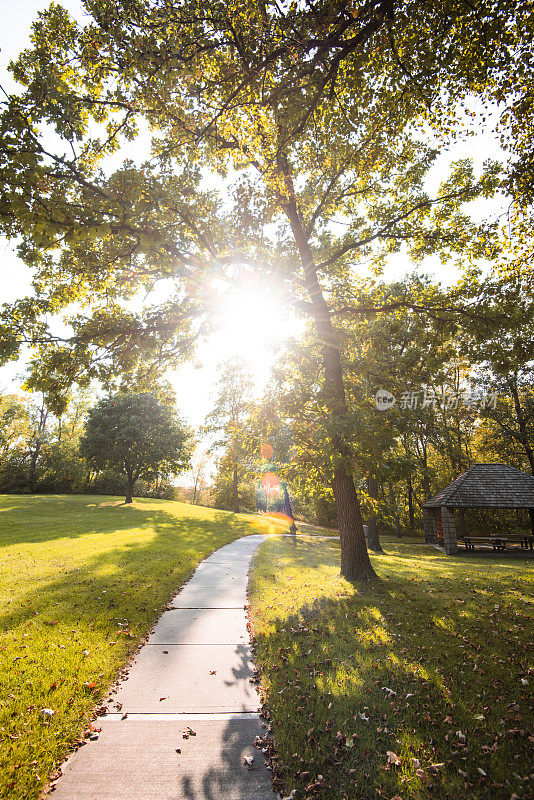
[
  {"left": 28, "top": 401, "right": 48, "bottom": 493},
  {"left": 28, "top": 441, "right": 41, "bottom": 493},
  {"left": 125, "top": 471, "right": 134, "bottom": 504},
  {"left": 421, "top": 440, "right": 431, "bottom": 500},
  {"left": 510, "top": 374, "right": 534, "bottom": 472},
  {"left": 233, "top": 463, "right": 239, "bottom": 513},
  {"left": 285, "top": 193, "right": 377, "bottom": 579},
  {"left": 282, "top": 482, "right": 297, "bottom": 535},
  {"left": 407, "top": 473, "right": 415, "bottom": 530},
  {"left": 388, "top": 480, "right": 402, "bottom": 537},
  {"left": 366, "top": 475, "right": 384, "bottom": 552}
]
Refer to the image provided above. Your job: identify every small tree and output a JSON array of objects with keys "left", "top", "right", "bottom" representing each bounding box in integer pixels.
[
  {"left": 203, "top": 360, "right": 253, "bottom": 514},
  {"left": 81, "top": 393, "right": 191, "bottom": 504},
  {"left": 190, "top": 449, "right": 209, "bottom": 506}
]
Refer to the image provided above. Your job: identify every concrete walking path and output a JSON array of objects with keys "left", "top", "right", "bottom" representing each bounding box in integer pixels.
[{"left": 51, "top": 534, "right": 276, "bottom": 800}]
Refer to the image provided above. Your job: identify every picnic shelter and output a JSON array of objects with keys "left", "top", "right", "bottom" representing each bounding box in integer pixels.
[{"left": 423, "top": 463, "right": 534, "bottom": 554}]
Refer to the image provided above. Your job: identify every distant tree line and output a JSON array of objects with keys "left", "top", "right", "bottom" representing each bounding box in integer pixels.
[{"left": 0, "top": 390, "right": 191, "bottom": 504}]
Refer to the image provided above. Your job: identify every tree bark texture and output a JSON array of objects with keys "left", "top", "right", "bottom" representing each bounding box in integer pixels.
[
  {"left": 407, "top": 474, "right": 415, "bottom": 530},
  {"left": 388, "top": 480, "right": 402, "bottom": 537},
  {"left": 510, "top": 375, "right": 534, "bottom": 472},
  {"left": 29, "top": 403, "right": 48, "bottom": 493}
]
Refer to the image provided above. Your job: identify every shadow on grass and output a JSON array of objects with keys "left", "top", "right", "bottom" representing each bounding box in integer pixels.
[
  {"left": 0, "top": 516, "right": 261, "bottom": 635},
  {"left": 252, "top": 539, "right": 532, "bottom": 800}
]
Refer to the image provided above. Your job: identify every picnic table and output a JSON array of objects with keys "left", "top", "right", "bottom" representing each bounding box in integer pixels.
[
  {"left": 460, "top": 535, "right": 534, "bottom": 552},
  {"left": 460, "top": 536, "right": 507, "bottom": 552}
]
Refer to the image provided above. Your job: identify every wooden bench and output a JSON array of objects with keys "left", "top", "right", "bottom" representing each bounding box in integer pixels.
[{"left": 460, "top": 535, "right": 534, "bottom": 552}]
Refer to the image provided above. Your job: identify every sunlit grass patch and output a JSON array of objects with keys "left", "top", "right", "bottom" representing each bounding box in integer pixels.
[
  {"left": 0, "top": 494, "right": 284, "bottom": 800},
  {"left": 249, "top": 536, "right": 533, "bottom": 800}
]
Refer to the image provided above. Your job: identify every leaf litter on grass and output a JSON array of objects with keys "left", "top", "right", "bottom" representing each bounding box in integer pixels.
[{"left": 249, "top": 536, "right": 534, "bottom": 800}]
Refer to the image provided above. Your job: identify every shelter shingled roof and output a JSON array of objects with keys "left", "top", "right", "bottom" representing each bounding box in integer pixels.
[{"left": 423, "top": 463, "right": 534, "bottom": 509}]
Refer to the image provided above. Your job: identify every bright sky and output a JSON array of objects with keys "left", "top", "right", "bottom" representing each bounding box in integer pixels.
[{"left": 0, "top": 0, "right": 510, "bottom": 436}]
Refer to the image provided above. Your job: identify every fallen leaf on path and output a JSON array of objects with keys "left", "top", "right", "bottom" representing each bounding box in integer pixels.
[{"left": 243, "top": 756, "right": 254, "bottom": 769}]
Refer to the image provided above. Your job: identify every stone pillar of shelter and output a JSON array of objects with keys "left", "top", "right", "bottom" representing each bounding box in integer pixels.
[
  {"left": 435, "top": 510, "right": 444, "bottom": 544},
  {"left": 457, "top": 508, "right": 467, "bottom": 538},
  {"left": 441, "top": 506, "right": 458, "bottom": 554},
  {"left": 423, "top": 508, "right": 436, "bottom": 544}
]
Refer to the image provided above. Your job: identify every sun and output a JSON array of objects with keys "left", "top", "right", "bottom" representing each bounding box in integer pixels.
[
  {"left": 213, "top": 284, "right": 290, "bottom": 362},
  {"left": 169, "top": 277, "right": 304, "bottom": 427}
]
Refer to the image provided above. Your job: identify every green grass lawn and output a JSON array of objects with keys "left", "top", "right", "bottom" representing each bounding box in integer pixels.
[
  {"left": 249, "top": 536, "right": 533, "bottom": 800},
  {"left": 0, "top": 494, "right": 284, "bottom": 800}
]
